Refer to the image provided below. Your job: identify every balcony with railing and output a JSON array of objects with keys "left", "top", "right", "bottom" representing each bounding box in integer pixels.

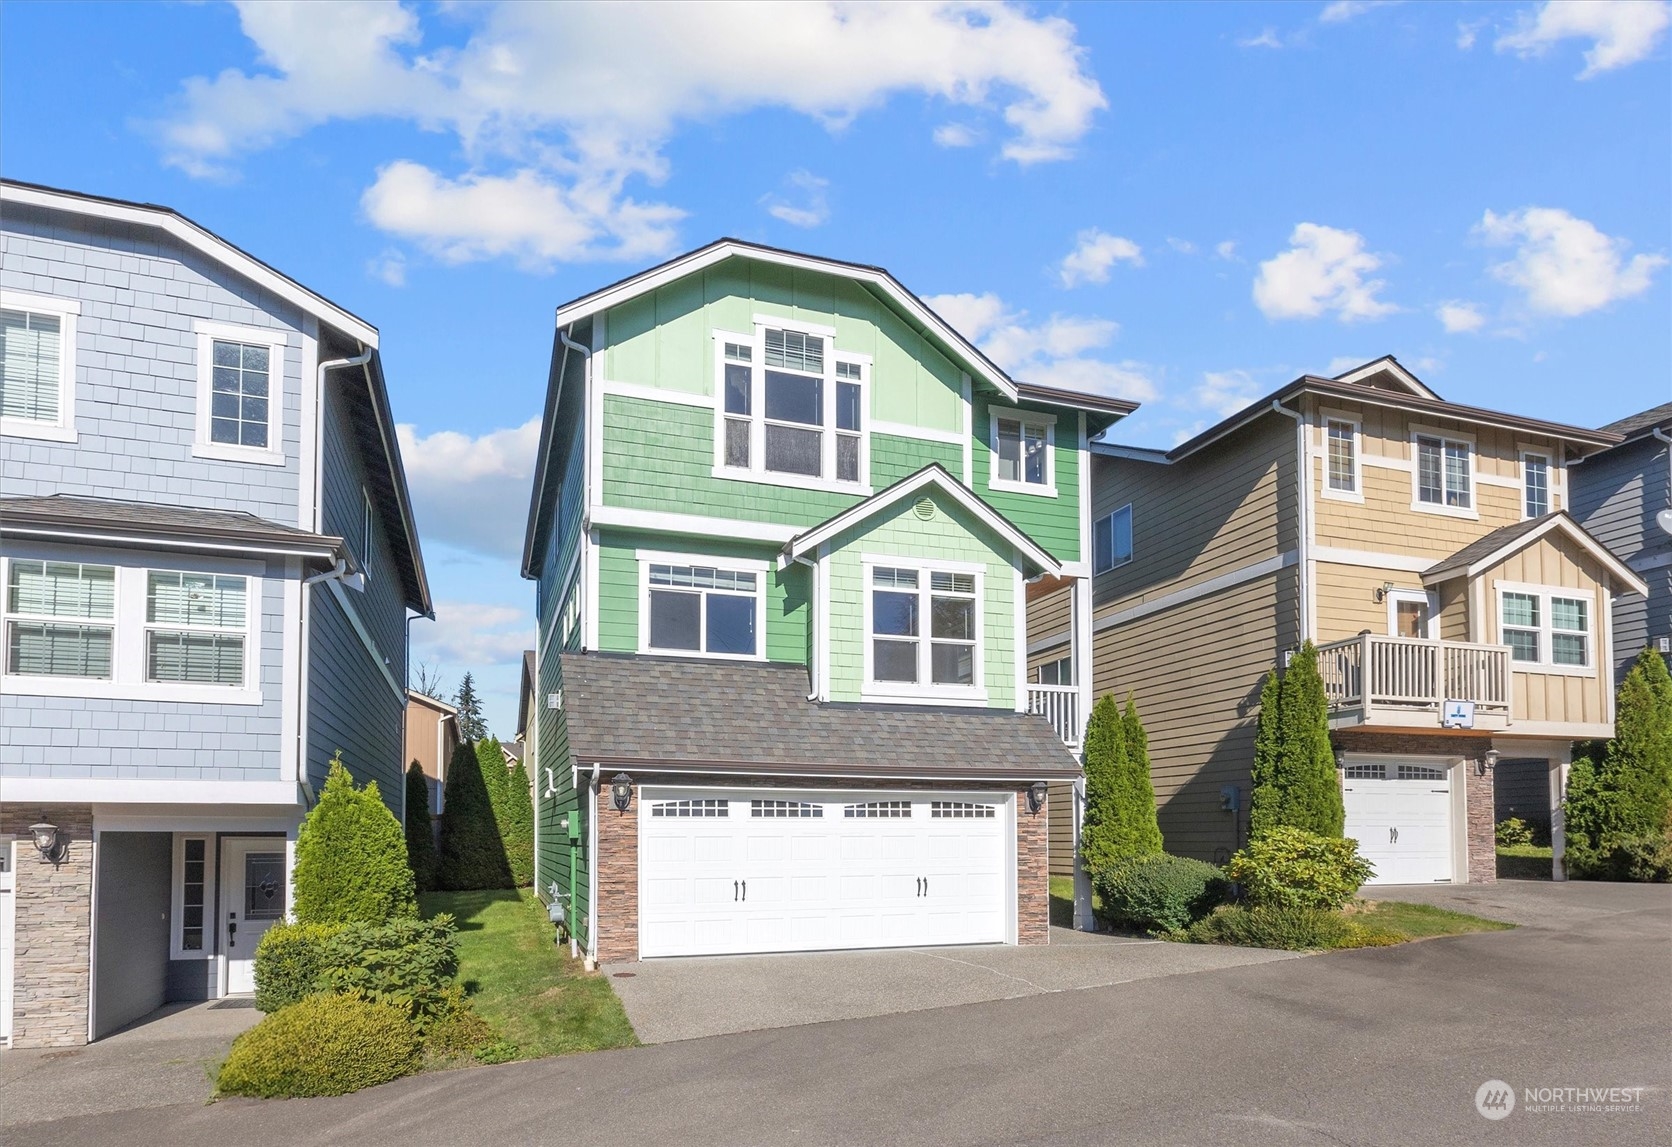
[
  {"left": 1027, "top": 684, "right": 1082, "bottom": 750},
  {"left": 1314, "top": 633, "right": 1512, "bottom": 732}
]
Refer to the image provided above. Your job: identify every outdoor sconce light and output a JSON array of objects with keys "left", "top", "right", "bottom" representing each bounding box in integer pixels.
[
  {"left": 1479, "top": 749, "right": 1500, "bottom": 776},
  {"left": 29, "top": 820, "right": 67, "bottom": 865},
  {"left": 1334, "top": 749, "right": 1347, "bottom": 769},
  {"left": 1374, "top": 581, "right": 1394, "bottom": 603},
  {"left": 610, "top": 773, "right": 633, "bottom": 813},
  {"left": 1027, "top": 780, "right": 1049, "bottom": 815}
]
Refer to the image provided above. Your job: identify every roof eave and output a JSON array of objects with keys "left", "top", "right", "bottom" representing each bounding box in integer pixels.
[{"left": 566, "top": 755, "right": 1083, "bottom": 782}]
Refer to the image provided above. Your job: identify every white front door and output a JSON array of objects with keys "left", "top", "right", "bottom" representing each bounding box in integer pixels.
[
  {"left": 0, "top": 839, "right": 15, "bottom": 1043},
  {"left": 638, "top": 789, "right": 1010, "bottom": 958},
  {"left": 220, "top": 839, "right": 288, "bottom": 994},
  {"left": 1343, "top": 762, "right": 1454, "bottom": 884}
]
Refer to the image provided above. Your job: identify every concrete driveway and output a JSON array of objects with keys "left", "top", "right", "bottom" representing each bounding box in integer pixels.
[{"left": 604, "top": 925, "right": 1300, "bottom": 1042}]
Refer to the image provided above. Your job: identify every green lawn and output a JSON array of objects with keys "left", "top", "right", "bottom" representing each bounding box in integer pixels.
[
  {"left": 1348, "top": 900, "right": 1515, "bottom": 940},
  {"left": 1498, "top": 844, "right": 1554, "bottom": 881},
  {"left": 1048, "top": 874, "right": 1106, "bottom": 927},
  {"left": 420, "top": 889, "right": 638, "bottom": 1060}
]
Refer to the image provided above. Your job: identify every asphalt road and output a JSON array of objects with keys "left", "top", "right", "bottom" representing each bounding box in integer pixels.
[{"left": 24, "top": 883, "right": 1672, "bottom": 1146}]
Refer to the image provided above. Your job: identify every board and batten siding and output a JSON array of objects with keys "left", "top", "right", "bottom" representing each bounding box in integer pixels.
[
  {"left": 1571, "top": 435, "right": 1670, "bottom": 683},
  {"left": 0, "top": 205, "right": 305, "bottom": 525}
]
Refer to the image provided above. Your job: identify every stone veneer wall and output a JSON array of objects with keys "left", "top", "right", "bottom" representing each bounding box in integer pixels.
[
  {"left": 594, "top": 777, "right": 1053, "bottom": 963},
  {"left": 1, "top": 805, "right": 94, "bottom": 1047},
  {"left": 1333, "top": 732, "right": 1496, "bottom": 885}
]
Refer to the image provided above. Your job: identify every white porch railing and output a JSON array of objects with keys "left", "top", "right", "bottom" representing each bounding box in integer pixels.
[
  {"left": 1027, "top": 684, "right": 1082, "bottom": 749},
  {"left": 1315, "top": 634, "right": 1511, "bottom": 726}
]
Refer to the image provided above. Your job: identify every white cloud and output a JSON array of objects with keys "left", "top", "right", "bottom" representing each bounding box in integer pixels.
[
  {"left": 395, "top": 417, "right": 542, "bottom": 558},
  {"left": 1167, "top": 237, "right": 1197, "bottom": 255},
  {"left": 1239, "top": 28, "right": 1284, "bottom": 49},
  {"left": 411, "top": 602, "right": 534, "bottom": 681},
  {"left": 761, "top": 169, "right": 830, "bottom": 229},
  {"left": 1327, "top": 355, "right": 1374, "bottom": 374},
  {"left": 156, "top": 1, "right": 1107, "bottom": 266},
  {"left": 924, "top": 291, "right": 1156, "bottom": 402},
  {"left": 1253, "top": 223, "right": 1398, "bottom": 321},
  {"left": 1193, "top": 370, "right": 1264, "bottom": 417},
  {"left": 367, "top": 248, "right": 407, "bottom": 287},
  {"left": 1320, "top": 0, "right": 1400, "bottom": 23},
  {"left": 1057, "top": 228, "right": 1144, "bottom": 287},
  {"left": 1457, "top": 19, "right": 1487, "bottom": 49},
  {"left": 1436, "top": 300, "right": 1486, "bottom": 332},
  {"left": 1215, "top": 240, "right": 1238, "bottom": 260},
  {"left": 1477, "top": 206, "right": 1667, "bottom": 316},
  {"left": 933, "top": 122, "right": 980, "bottom": 148},
  {"left": 1496, "top": 0, "right": 1671, "bottom": 78}
]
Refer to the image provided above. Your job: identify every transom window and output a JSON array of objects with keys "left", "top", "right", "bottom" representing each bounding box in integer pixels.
[
  {"left": 1523, "top": 453, "right": 1550, "bottom": 518},
  {"left": 1500, "top": 587, "right": 1591, "bottom": 669},
  {"left": 1397, "top": 764, "right": 1447, "bottom": 781},
  {"left": 1343, "top": 763, "right": 1385, "bottom": 779},
  {"left": 991, "top": 411, "right": 1054, "bottom": 493},
  {"left": 209, "top": 340, "right": 271, "bottom": 448},
  {"left": 650, "top": 799, "right": 729, "bottom": 818},
  {"left": 751, "top": 799, "right": 822, "bottom": 818},
  {"left": 1326, "top": 419, "right": 1358, "bottom": 493},
  {"left": 1, "top": 307, "right": 63, "bottom": 424},
  {"left": 643, "top": 560, "right": 762, "bottom": 659},
  {"left": 145, "top": 571, "right": 248, "bottom": 686},
  {"left": 1415, "top": 434, "right": 1471, "bottom": 510},
  {"left": 715, "top": 326, "right": 867, "bottom": 487},
  {"left": 1093, "top": 505, "right": 1133, "bottom": 573},
  {"left": 844, "top": 800, "right": 912, "bottom": 818},
  {"left": 869, "top": 565, "right": 979, "bottom": 689},
  {"left": 4, "top": 559, "right": 114, "bottom": 678},
  {"left": 930, "top": 801, "right": 994, "bottom": 818}
]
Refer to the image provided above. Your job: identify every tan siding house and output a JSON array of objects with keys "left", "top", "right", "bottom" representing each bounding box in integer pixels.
[{"left": 1060, "top": 357, "right": 1644, "bottom": 885}]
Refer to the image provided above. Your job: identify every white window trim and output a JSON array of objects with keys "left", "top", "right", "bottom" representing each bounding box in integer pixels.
[
  {"left": 1519, "top": 449, "right": 1553, "bottom": 520},
  {"left": 169, "top": 832, "right": 219, "bottom": 961},
  {"left": 1319, "top": 410, "right": 1364, "bottom": 504},
  {"left": 0, "top": 545, "right": 264, "bottom": 705},
  {"left": 1092, "top": 503, "right": 1134, "bottom": 574},
  {"left": 1409, "top": 425, "right": 1478, "bottom": 519},
  {"left": 987, "top": 409, "right": 1057, "bottom": 497},
  {"left": 860, "top": 555, "right": 988, "bottom": 704},
  {"left": 710, "top": 326, "right": 873, "bottom": 496},
  {"left": 1493, "top": 579, "right": 1596, "bottom": 677},
  {"left": 635, "top": 550, "right": 767, "bottom": 661},
  {"left": 192, "top": 319, "right": 287, "bottom": 467},
  {"left": 0, "top": 290, "right": 79, "bottom": 443},
  {"left": 1384, "top": 588, "right": 1438, "bottom": 639}
]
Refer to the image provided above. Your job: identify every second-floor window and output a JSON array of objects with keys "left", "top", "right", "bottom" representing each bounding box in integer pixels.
[
  {"left": 1523, "top": 453, "right": 1550, "bottom": 518},
  {"left": 869, "top": 565, "right": 979, "bottom": 689},
  {"left": 146, "top": 571, "right": 247, "bottom": 686},
  {"left": 1326, "top": 419, "right": 1358, "bottom": 494},
  {"left": 5, "top": 559, "right": 114, "bottom": 678},
  {"left": 1415, "top": 434, "right": 1471, "bottom": 510},
  {"left": 990, "top": 411, "right": 1055, "bottom": 494},
  {"left": 193, "top": 321, "right": 285, "bottom": 466},
  {"left": 1094, "top": 505, "right": 1134, "bottom": 573},
  {"left": 716, "top": 326, "right": 866, "bottom": 488},
  {"left": 643, "top": 560, "right": 762, "bottom": 659},
  {"left": 1, "top": 293, "right": 78, "bottom": 442},
  {"left": 1500, "top": 588, "right": 1590, "bottom": 668}
]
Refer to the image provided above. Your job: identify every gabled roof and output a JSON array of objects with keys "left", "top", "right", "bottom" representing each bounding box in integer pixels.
[
  {"left": 1422, "top": 511, "right": 1648, "bottom": 595},
  {"left": 407, "top": 689, "right": 458, "bottom": 717},
  {"left": 1597, "top": 401, "right": 1672, "bottom": 444},
  {"left": 560, "top": 652, "right": 1081, "bottom": 782},
  {"left": 1331, "top": 356, "right": 1442, "bottom": 400},
  {"left": 778, "top": 464, "right": 1061, "bottom": 575},
  {"left": 0, "top": 494, "right": 344, "bottom": 562}
]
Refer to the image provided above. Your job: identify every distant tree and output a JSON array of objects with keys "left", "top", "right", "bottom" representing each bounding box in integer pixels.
[
  {"left": 293, "top": 755, "right": 418, "bottom": 924},
  {"left": 452, "top": 673, "right": 487, "bottom": 742},
  {"left": 438, "top": 741, "right": 513, "bottom": 891},
  {"left": 403, "top": 760, "right": 440, "bottom": 893},
  {"left": 411, "top": 661, "right": 448, "bottom": 704},
  {"left": 1248, "top": 644, "right": 1345, "bottom": 839}
]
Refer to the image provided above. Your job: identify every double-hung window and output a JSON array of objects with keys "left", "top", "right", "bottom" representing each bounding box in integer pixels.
[
  {"left": 990, "top": 411, "right": 1054, "bottom": 494},
  {"left": 193, "top": 321, "right": 285, "bottom": 465},
  {"left": 1415, "top": 433, "right": 1471, "bottom": 510},
  {"left": 1500, "top": 586, "right": 1591, "bottom": 670},
  {"left": 1523, "top": 452, "right": 1550, "bottom": 518},
  {"left": 1093, "top": 505, "right": 1133, "bottom": 573},
  {"left": 869, "top": 564, "right": 980, "bottom": 691},
  {"left": 716, "top": 326, "right": 867, "bottom": 487},
  {"left": 0, "top": 292, "right": 78, "bottom": 442},
  {"left": 1326, "top": 419, "right": 1358, "bottom": 494},
  {"left": 642, "top": 559, "right": 762, "bottom": 659},
  {"left": 146, "top": 571, "right": 248, "bottom": 686},
  {"left": 5, "top": 559, "right": 115, "bottom": 678}
]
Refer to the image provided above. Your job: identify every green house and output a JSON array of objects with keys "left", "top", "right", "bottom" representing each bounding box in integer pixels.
[{"left": 521, "top": 240, "right": 1133, "bottom": 963}]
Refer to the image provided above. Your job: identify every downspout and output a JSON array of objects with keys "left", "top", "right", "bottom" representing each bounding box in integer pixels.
[
  {"left": 586, "top": 762, "right": 600, "bottom": 970},
  {"left": 1270, "top": 400, "right": 1310, "bottom": 644},
  {"left": 792, "top": 554, "right": 819, "bottom": 700}
]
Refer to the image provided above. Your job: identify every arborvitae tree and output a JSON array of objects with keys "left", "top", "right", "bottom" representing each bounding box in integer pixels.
[
  {"left": 293, "top": 755, "right": 418, "bottom": 924},
  {"left": 502, "top": 757, "right": 536, "bottom": 887},
  {"left": 1118, "top": 695, "right": 1165, "bottom": 860},
  {"left": 1276, "top": 641, "right": 1345, "bottom": 837},
  {"left": 1079, "top": 695, "right": 1130, "bottom": 881},
  {"left": 403, "top": 760, "right": 440, "bottom": 893},
  {"left": 1567, "top": 649, "right": 1672, "bottom": 861},
  {"left": 438, "top": 741, "right": 514, "bottom": 890},
  {"left": 453, "top": 673, "right": 487, "bottom": 742},
  {"left": 1248, "top": 668, "right": 1285, "bottom": 838}
]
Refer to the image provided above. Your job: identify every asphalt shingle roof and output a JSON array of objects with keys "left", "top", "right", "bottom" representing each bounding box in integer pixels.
[
  {"left": 1599, "top": 402, "right": 1672, "bottom": 441},
  {"left": 559, "top": 652, "right": 1081, "bottom": 781},
  {"left": 0, "top": 494, "right": 343, "bottom": 552},
  {"left": 1424, "top": 513, "right": 1561, "bottom": 581}
]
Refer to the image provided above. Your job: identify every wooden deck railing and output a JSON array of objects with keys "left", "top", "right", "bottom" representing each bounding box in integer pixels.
[
  {"left": 1026, "top": 684, "right": 1082, "bottom": 749},
  {"left": 1315, "top": 634, "right": 1510, "bottom": 723}
]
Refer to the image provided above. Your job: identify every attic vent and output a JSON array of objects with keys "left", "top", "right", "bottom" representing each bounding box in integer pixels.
[{"left": 913, "top": 498, "right": 936, "bottom": 522}]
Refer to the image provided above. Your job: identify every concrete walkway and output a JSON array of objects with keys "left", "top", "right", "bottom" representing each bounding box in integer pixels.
[
  {"left": 0, "top": 999, "right": 260, "bottom": 1128},
  {"left": 604, "top": 924, "right": 1300, "bottom": 1043}
]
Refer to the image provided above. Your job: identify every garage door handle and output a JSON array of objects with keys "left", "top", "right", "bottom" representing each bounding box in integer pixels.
[
  {"left": 734, "top": 880, "right": 738, "bottom": 901},
  {"left": 923, "top": 877, "right": 929, "bottom": 897},
  {"left": 742, "top": 880, "right": 747, "bottom": 901},
  {"left": 1390, "top": 827, "right": 1398, "bottom": 844},
  {"left": 916, "top": 877, "right": 922, "bottom": 897}
]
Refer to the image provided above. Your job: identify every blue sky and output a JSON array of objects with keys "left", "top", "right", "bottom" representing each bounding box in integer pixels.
[{"left": 4, "top": 1, "right": 1668, "bottom": 735}]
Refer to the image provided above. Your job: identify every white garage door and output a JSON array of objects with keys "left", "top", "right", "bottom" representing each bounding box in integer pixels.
[
  {"left": 638, "top": 788, "right": 1011, "bottom": 958},
  {"left": 1343, "top": 762, "right": 1454, "bottom": 885}
]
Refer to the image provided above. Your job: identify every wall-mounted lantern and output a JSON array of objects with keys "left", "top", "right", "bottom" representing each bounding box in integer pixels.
[
  {"left": 610, "top": 773, "right": 633, "bottom": 813},
  {"left": 29, "top": 820, "right": 67, "bottom": 865},
  {"left": 1027, "top": 780, "right": 1049, "bottom": 815}
]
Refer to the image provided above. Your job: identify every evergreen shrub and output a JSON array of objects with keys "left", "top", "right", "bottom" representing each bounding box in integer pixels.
[
  {"left": 293, "top": 755, "right": 418, "bottom": 925},
  {"left": 1226, "top": 826, "right": 1372, "bottom": 910},
  {"left": 216, "top": 994, "right": 420, "bottom": 1099},
  {"left": 1098, "top": 854, "right": 1228, "bottom": 933}
]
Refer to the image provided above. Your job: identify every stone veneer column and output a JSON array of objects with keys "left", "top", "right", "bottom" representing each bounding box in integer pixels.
[
  {"left": 594, "top": 784, "right": 639, "bottom": 964},
  {"left": 1017, "top": 785, "right": 1050, "bottom": 945},
  {"left": 1465, "top": 763, "right": 1497, "bottom": 884},
  {"left": 2, "top": 805, "right": 94, "bottom": 1047}
]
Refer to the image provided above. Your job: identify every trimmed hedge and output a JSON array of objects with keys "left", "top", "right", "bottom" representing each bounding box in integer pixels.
[
  {"left": 1186, "top": 904, "right": 1395, "bottom": 951},
  {"left": 216, "top": 994, "right": 420, "bottom": 1099},
  {"left": 1226, "top": 826, "right": 1372, "bottom": 910},
  {"left": 1097, "top": 854, "right": 1228, "bottom": 933},
  {"left": 293, "top": 756, "right": 418, "bottom": 925},
  {"left": 253, "top": 922, "right": 343, "bottom": 1014}
]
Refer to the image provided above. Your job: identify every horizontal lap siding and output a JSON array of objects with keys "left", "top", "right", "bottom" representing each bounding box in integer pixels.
[
  {"left": 1571, "top": 439, "right": 1669, "bottom": 683},
  {"left": 319, "top": 383, "right": 406, "bottom": 673},
  {"left": 535, "top": 647, "right": 589, "bottom": 948},
  {"left": 1047, "top": 780, "right": 1075, "bottom": 876},
  {"left": 306, "top": 585, "right": 403, "bottom": 810},
  {"left": 1316, "top": 563, "right": 1410, "bottom": 643},
  {"left": 1026, "top": 583, "right": 1071, "bottom": 654}
]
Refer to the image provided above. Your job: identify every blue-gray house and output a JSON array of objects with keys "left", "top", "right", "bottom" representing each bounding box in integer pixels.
[
  {"left": 0, "top": 180, "right": 430, "bottom": 1047},
  {"left": 1571, "top": 402, "right": 1672, "bottom": 685}
]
